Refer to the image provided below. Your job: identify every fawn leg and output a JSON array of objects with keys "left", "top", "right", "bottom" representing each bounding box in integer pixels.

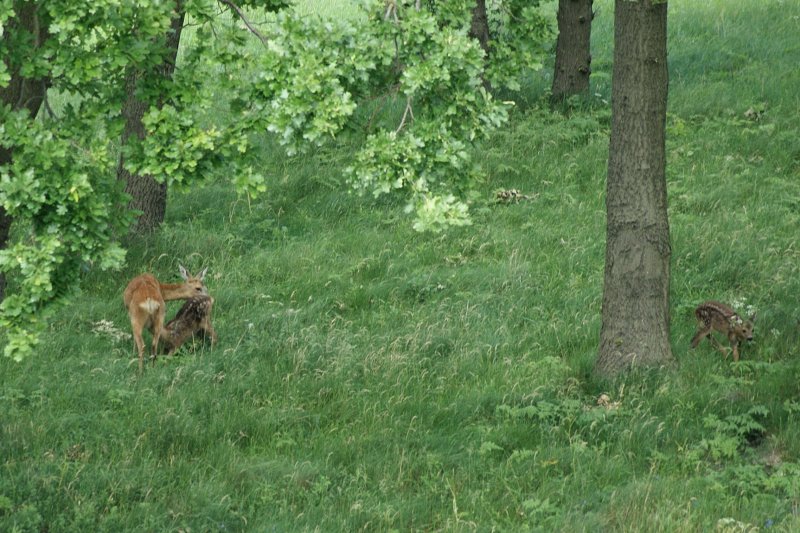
[
  {"left": 205, "top": 324, "right": 218, "bottom": 346},
  {"left": 690, "top": 327, "right": 710, "bottom": 349},
  {"left": 706, "top": 334, "right": 730, "bottom": 358}
]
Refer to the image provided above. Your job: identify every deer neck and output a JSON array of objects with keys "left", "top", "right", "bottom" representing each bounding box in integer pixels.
[{"left": 159, "top": 282, "right": 194, "bottom": 301}]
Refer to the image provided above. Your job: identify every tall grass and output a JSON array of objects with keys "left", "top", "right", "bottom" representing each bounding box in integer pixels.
[{"left": 2, "top": 0, "right": 800, "bottom": 531}]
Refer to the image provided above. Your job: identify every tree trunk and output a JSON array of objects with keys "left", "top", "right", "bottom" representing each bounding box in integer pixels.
[
  {"left": 0, "top": 204, "right": 11, "bottom": 302},
  {"left": 118, "top": 4, "right": 185, "bottom": 234},
  {"left": 468, "top": 0, "right": 492, "bottom": 92},
  {"left": 117, "top": 69, "right": 168, "bottom": 234},
  {"left": 551, "top": 0, "right": 593, "bottom": 103},
  {"left": 0, "top": 1, "right": 49, "bottom": 302},
  {"left": 594, "top": 0, "right": 673, "bottom": 378},
  {"left": 469, "top": 0, "right": 490, "bottom": 56}
]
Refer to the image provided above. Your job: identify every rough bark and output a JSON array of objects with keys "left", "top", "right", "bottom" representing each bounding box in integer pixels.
[
  {"left": 0, "top": 205, "right": 11, "bottom": 302},
  {"left": 0, "top": 1, "right": 49, "bottom": 302},
  {"left": 594, "top": 0, "right": 673, "bottom": 378},
  {"left": 469, "top": 0, "right": 490, "bottom": 56},
  {"left": 118, "top": 4, "right": 185, "bottom": 234},
  {"left": 117, "top": 69, "right": 167, "bottom": 234},
  {"left": 551, "top": 0, "right": 593, "bottom": 103},
  {"left": 468, "top": 0, "right": 492, "bottom": 92}
]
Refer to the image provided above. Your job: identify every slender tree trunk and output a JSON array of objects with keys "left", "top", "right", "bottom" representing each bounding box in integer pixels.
[
  {"left": 469, "top": 0, "right": 490, "bottom": 56},
  {"left": 551, "top": 0, "right": 593, "bottom": 103},
  {"left": 118, "top": 4, "right": 185, "bottom": 234},
  {"left": 594, "top": 0, "right": 673, "bottom": 378},
  {"left": 0, "top": 205, "right": 11, "bottom": 302},
  {"left": 468, "top": 0, "right": 492, "bottom": 92},
  {"left": 0, "top": 1, "right": 49, "bottom": 302}
]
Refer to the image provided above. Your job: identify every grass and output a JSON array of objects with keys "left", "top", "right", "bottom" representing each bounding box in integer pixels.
[{"left": 3, "top": 0, "right": 800, "bottom": 531}]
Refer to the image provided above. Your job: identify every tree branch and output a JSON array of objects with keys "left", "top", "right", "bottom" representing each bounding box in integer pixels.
[
  {"left": 42, "top": 81, "right": 56, "bottom": 120},
  {"left": 384, "top": 0, "right": 398, "bottom": 21},
  {"left": 395, "top": 96, "right": 414, "bottom": 134},
  {"left": 218, "top": 0, "right": 269, "bottom": 45}
]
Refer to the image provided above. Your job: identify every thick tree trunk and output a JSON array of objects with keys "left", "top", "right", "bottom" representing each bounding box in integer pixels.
[
  {"left": 0, "top": 1, "right": 49, "bottom": 302},
  {"left": 118, "top": 69, "right": 168, "bottom": 233},
  {"left": 551, "top": 0, "right": 593, "bottom": 103},
  {"left": 118, "top": 5, "right": 185, "bottom": 234},
  {"left": 595, "top": 0, "right": 673, "bottom": 378}
]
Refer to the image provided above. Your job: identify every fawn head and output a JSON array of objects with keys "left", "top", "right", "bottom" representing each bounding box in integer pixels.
[{"left": 729, "top": 313, "right": 756, "bottom": 342}]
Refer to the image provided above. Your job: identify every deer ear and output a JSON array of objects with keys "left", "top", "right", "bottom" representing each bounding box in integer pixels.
[
  {"left": 198, "top": 267, "right": 208, "bottom": 281},
  {"left": 749, "top": 313, "right": 756, "bottom": 323},
  {"left": 179, "top": 264, "right": 189, "bottom": 281}
]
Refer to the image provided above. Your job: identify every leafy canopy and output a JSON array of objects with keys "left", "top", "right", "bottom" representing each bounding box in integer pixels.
[{"left": 0, "top": 0, "right": 549, "bottom": 359}]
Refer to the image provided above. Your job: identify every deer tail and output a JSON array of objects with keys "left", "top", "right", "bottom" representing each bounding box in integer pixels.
[{"left": 138, "top": 298, "right": 160, "bottom": 315}]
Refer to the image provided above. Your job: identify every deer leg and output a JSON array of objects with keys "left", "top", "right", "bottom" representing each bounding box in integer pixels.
[
  {"left": 150, "top": 312, "right": 164, "bottom": 366},
  {"left": 731, "top": 341, "right": 740, "bottom": 362},
  {"left": 133, "top": 331, "right": 145, "bottom": 373},
  {"left": 706, "top": 334, "right": 730, "bottom": 358},
  {"left": 690, "top": 326, "right": 711, "bottom": 348},
  {"left": 202, "top": 317, "right": 217, "bottom": 347},
  {"left": 129, "top": 312, "right": 146, "bottom": 373}
]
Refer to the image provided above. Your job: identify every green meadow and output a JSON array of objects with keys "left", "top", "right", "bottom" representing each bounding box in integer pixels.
[{"left": 2, "top": 0, "right": 800, "bottom": 530}]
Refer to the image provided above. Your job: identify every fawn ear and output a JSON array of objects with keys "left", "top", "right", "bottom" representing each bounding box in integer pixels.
[
  {"left": 197, "top": 267, "right": 208, "bottom": 281},
  {"left": 749, "top": 313, "right": 757, "bottom": 323},
  {"left": 179, "top": 264, "right": 189, "bottom": 281}
]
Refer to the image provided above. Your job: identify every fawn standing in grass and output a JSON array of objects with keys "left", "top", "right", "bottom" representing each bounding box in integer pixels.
[
  {"left": 690, "top": 301, "right": 756, "bottom": 362},
  {"left": 162, "top": 294, "right": 217, "bottom": 356},
  {"left": 123, "top": 266, "right": 208, "bottom": 372}
]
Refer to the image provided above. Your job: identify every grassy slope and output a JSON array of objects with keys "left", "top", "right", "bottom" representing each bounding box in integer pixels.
[{"left": 3, "top": 0, "right": 800, "bottom": 531}]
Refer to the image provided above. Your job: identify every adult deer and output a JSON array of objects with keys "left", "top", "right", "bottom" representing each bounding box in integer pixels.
[{"left": 123, "top": 265, "right": 208, "bottom": 372}]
